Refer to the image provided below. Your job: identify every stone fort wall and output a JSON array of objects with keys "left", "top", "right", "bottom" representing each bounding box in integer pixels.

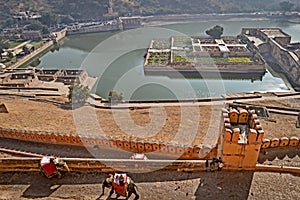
[{"left": 0, "top": 127, "right": 217, "bottom": 160}]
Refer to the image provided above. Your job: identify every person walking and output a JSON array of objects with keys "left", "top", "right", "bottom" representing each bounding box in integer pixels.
[
  {"left": 205, "top": 160, "right": 209, "bottom": 172},
  {"left": 218, "top": 161, "right": 224, "bottom": 171},
  {"left": 210, "top": 160, "right": 215, "bottom": 172}
]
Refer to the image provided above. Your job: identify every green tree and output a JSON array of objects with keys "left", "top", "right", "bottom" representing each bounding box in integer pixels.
[
  {"left": 39, "top": 11, "right": 59, "bottom": 27},
  {"left": 27, "top": 21, "right": 44, "bottom": 31},
  {"left": 0, "top": 38, "right": 9, "bottom": 59},
  {"left": 279, "top": 1, "right": 294, "bottom": 14},
  {"left": 205, "top": 25, "right": 224, "bottom": 39},
  {"left": 60, "top": 15, "right": 74, "bottom": 24},
  {"left": 108, "top": 90, "right": 124, "bottom": 103},
  {"left": 42, "top": 26, "right": 50, "bottom": 34},
  {"left": 68, "top": 84, "right": 90, "bottom": 104}
]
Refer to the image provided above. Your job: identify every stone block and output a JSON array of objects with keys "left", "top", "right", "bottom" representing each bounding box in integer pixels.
[
  {"left": 159, "top": 143, "right": 168, "bottom": 153},
  {"left": 270, "top": 138, "right": 280, "bottom": 148},
  {"left": 224, "top": 128, "right": 232, "bottom": 142},
  {"left": 229, "top": 108, "right": 239, "bottom": 124},
  {"left": 109, "top": 139, "right": 117, "bottom": 148},
  {"left": 289, "top": 136, "right": 299, "bottom": 146},
  {"left": 130, "top": 140, "right": 138, "bottom": 151},
  {"left": 255, "top": 124, "right": 263, "bottom": 131},
  {"left": 122, "top": 139, "right": 131, "bottom": 150},
  {"left": 257, "top": 130, "right": 264, "bottom": 142},
  {"left": 152, "top": 142, "right": 160, "bottom": 152},
  {"left": 193, "top": 146, "right": 201, "bottom": 154},
  {"left": 137, "top": 142, "right": 145, "bottom": 153},
  {"left": 224, "top": 117, "right": 230, "bottom": 123},
  {"left": 248, "top": 129, "right": 257, "bottom": 143},
  {"left": 144, "top": 142, "right": 153, "bottom": 153},
  {"left": 116, "top": 139, "right": 124, "bottom": 149},
  {"left": 261, "top": 138, "right": 271, "bottom": 149},
  {"left": 232, "top": 128, "right": 240, "bottom": 142},
  {"left": 184, "top": 146, "right": 194, "bottom": 156},
  {"left": 238, "top": 109, "right": 249, "bottom": 124},
  {"left": 167, "top": 145, "right": 176, "bottom": 154},
  {"left": 279, "top": 137, "right": 289, "bottom": 147}
]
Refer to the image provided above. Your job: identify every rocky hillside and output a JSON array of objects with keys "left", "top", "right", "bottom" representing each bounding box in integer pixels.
[{"left": 1, "top": 0, "right": 300, "bottom": 23}]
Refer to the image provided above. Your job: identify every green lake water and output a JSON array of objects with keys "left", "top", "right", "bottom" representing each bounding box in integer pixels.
[{"left": 35, "top": 19, "right": 300, "bottom": 100}]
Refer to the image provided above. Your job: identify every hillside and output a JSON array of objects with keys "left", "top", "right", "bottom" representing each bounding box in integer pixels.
[{"left": 0, "top": 0, "right": 300, "bottom": 24}]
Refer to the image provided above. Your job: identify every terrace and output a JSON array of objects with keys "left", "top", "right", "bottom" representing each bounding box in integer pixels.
[
  {"left": 199, "top": 38, "right": 217, "bottom": 44},
  {"left": 150, "top": 39, "right": 170, "bottom": 50},
  {"left": 144, "top": 34, "right": 266, "bottom": 77},
  {"left": 172, "top": 36, "right": 192, "bottom": 50},
  {"left": 145, "top": 51, "right": 170, "bottom": 66}
]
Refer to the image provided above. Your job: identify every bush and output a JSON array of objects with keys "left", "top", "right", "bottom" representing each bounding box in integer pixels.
[
  {"left": 108, "top": 90, "right": 124, "bottom": 103},
  {"left": 68, "top": 84, "right": 90, "bottom": 104}
]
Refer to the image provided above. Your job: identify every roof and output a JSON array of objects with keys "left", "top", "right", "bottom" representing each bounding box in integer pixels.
[{"left": 260, "top": 29, "right": 289, "bottom": 38}]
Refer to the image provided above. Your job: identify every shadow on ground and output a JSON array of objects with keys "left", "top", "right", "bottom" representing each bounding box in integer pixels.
[
  {"left": 0, "top": 170, "right": 255, "bottom": 199},
  {"left": 258, "top": 146, "right": 300, "bottom": 164}
]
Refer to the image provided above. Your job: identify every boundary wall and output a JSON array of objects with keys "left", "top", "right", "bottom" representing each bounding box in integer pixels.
[
  {"left": 0, "top": 127, "right": 217, "bottom": 160},
  {"left": 261, "top": 136, "right": 300, "bottom": 149}
]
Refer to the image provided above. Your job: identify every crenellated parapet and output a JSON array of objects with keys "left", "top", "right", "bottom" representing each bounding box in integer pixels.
[
  {"left": 0, "top": 127, "right": 217, "bottom": 160},
  {"left": 261, "top": 136, "right": 300, "bottom": 149},
  {"left": 220, "top": 106, "right": 265, "bottom": 169}
]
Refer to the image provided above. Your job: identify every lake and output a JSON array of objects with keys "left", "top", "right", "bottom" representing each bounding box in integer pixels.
[{"left": 35, "top": 19, "right": 300, "bottom": 100}]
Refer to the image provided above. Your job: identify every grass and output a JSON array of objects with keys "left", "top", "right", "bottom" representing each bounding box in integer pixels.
[
  {"left": 3, "top": 57, "right": 17, "bottom": 66},
  {"left": 172, "top": 56, "right": 253, "bottom": 64},
  {"left": 30, "top": 41, "right": 45, "bottom": 49},
  {"left": 173, "top": 55, "right": 192, "bottom": 63},
  {"left": 151, "top": 40, "right": 170, "bottom": 49},
  {"left": 8, "top": 41, "right": 23, "bottom": 49},
  {"left": 147, "top": 52, "right": 170, "bottom": 65},
  {"left": 228, "top": 57, "right": 252, "bottom": 63}
]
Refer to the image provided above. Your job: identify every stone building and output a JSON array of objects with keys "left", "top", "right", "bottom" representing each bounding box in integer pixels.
[
  {"left": 144, "top": 35, "right": 266, "bottom": 79},
  {"left": 219, "top": 105, "right": 264, "bottom": 169},
  {"left": 242, "top": 28, "right": 300, "bottom": 91}
]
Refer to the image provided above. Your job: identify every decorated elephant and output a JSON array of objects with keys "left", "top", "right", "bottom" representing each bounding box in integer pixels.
[{"left": 100, "top": 173, "right": 139, "bottom": 200}]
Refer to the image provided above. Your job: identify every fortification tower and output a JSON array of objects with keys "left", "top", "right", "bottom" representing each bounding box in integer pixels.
[{"left": 219, "top": 106, "right": 264, "bottom": 169}]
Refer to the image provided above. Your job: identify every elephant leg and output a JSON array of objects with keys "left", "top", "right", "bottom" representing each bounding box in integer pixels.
[
  {"left": 127, "top": 188, "right": 139, "bottom": 200},
  {"left": 126, "top": 191, "right": 132, "bottom": 200},
  {"left": 133, "top": 191, "right": 139, "bottom": 200},
  {"left": 108, "top": 187, "right": 114, "bottom": 197},
  {"left": 101, "top": 185, "right": 106, "bottom": 196}
]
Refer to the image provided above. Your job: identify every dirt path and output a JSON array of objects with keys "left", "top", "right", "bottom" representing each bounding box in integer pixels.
[{"left": 0, "top": 170, "right": 299, "bottom": 200}]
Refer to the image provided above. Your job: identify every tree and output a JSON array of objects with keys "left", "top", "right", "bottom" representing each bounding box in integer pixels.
[
  {"left": 39, "top": 11, "right": 59, "bottom": 27},
  {"left": 60, "top": 15, "right": 74, "bottom": 25},
  {"left": 279, "top": 1, "right": 294, "bottom": 14},
  {"left": 68, "top": 84, "right": 90, "bottom": 104},
  {"left": 0, "top": 38, "right": 9, "bottom": 59},
  {"left": 108, "top": 90, "right": 124, "bottom": 103},
  {"left": 205, "top": 25, "right": 224, "bottom": 39},
  {"left": 26, "top": 21, "right": 44, "bottom": 31}
]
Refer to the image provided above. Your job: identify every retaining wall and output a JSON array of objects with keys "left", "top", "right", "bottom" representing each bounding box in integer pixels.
[
  {"left": 261, "top": 136, "right": 300, "bottom": 149},
  {"left": 0, "top": 127, "right": 217, "bottom": 160}
]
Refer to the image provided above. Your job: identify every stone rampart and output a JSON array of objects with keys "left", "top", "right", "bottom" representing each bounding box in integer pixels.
[
  {"left": 220, "top": 107, "right": 264, "bottom": 169},
  {"left": 269, "top": 38, "right": 300, "bottom": 89},
  {"left": 0, "top": 127, "right": 217, "bottom": 160},
  {"left": 261, "top": 136, "right": 300, "bottom": 149}
]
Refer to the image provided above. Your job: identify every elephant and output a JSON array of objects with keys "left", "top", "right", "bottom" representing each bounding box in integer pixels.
[{"left": 100, "top": 173, "right": 139, "bottom": 200}]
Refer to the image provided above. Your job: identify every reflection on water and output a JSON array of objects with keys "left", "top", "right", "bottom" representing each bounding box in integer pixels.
[{"left": 35, "top": 19, "right": 300, "bottom": 100}]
